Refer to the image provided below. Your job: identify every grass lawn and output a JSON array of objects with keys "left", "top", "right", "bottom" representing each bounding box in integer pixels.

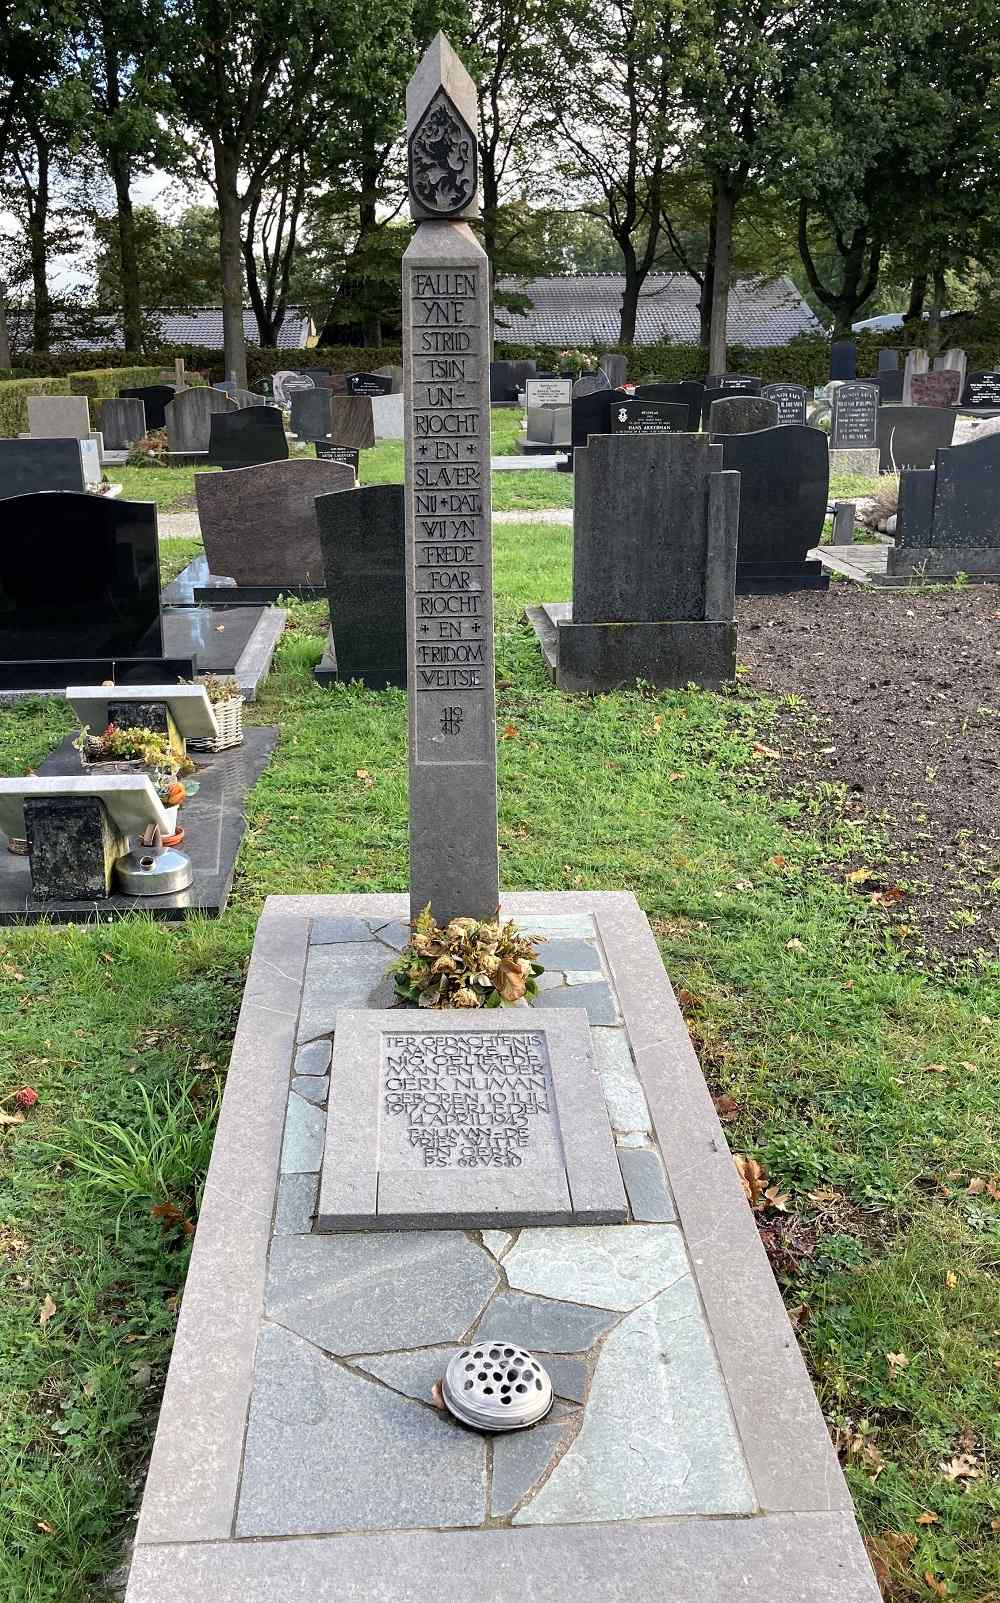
[{"left": 3, "top": 510, "right": 992, "bottom": 1597}]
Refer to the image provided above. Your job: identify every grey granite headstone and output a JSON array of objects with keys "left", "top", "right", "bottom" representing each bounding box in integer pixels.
[
  {"left": 708, "top": 395, "right": 779, "bottom": 435},
  {"left": 902, "top": 347, "right": 929, "bottom": 406},
  {"left": 573, "top": 372, "right": 611, "bottom": 398},
  {"left": 316, "top": 1010, "right": 627, "bottom": 1230},
  {"left": 330, "top": 394, "right": 376, "bottom": 450},
  {"left": 525, "top": 405, "right": 571, "bottom": 447},
  {"left": 101, "top": 397, "right": 146, "bottom": 450},
  {"left": 316, "top": 484, "right": 406, "bottom": 688},
  {"left": 231, "top": 388, "right": 268, "bottom": 409},
  {"left": 831, "top": 501, "right": 856, "bottom": 544},
  {"left": 0, "top": 439, "right": 88, "bottom": 499},
  {"left": 831, "top": 382, "right": 878, "bottom": 448},
  {"left": 403, "top": 34, "right": 498, "bottom": 924},
  {"left": 374, "top": 364, "right": 404, "bottom": 393},
  {"left": 526, "top": 377, "right": 572, "bottom": 409},
  {"left": 27, "top": 394, "right": 91, "bottom": 440},
  {"left": 761, "top": 384, "right": 808, "bottom": 426},
  {"left": 165, "top": 386, "right": 237, "bottom": 453},
  {"left": 290, "top": 387, "right": 332, "bottom": 441},
  {"left": 701, "top": 373, "right": 761, "bottom": 426},
  {"left": 877, "top": 404, "right": 955, "bottom": 472},
  {"left": 196, "top": 458, "right": 355, "bottom": 587},
  {"left": 372, "top": 392, "right": 405, "bottom": 439}
]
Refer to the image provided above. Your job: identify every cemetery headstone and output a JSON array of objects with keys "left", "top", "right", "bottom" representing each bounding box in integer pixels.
[
  {"left": 599, "top": 352, "right": 627, "bottom": 387},
  {"left": 911, "top": 370, "right": 961, "bottom": 408},
  {"left": 372, "top": 392, "right": 405, "bottom": 440},
  {"left": 611, "top": 399, "right": 690, "bottom": 435},
  {"left": 761, "top": 383, "right": 808, "bottom": 426},
  {"left": 902, "top": 348, "right": 929, "bottom": 406},
  {"left": 27, "top": 394, "right": 92, "bottom": 441},
  {"left": 715, "top": 424, "right": 829, "bottom": 591},
  {"left": 889, "top": 432, "right": 1000, "bottom": 578},
  {"left": 511, "top": 359, "right": 537, "bottom": 392},
  {"left": 522, "top": 404, "right": 571, "bottom": 450},
  {"left": 489, "top": 360, "right": 517, "bottom": 403},
  {"left": 403, "top": 32, "right": 498, "bottom": 922},
  {"left": 0, "top": 439, "right": 91, "bottom": 500},
  {"left": 0, "top": 493, "right": 162, "bottom": 661},
  {"left": 567, "top": 386, "right": 630, "bottom": 461},
  {"left": 830, "top": 382, "right": 880, "bottom": 474},
  {"left": 708, "top": 395, "right": 779, "bottom": 435},
  {"left": 572, "top": 372, "right": 611, "bottom": 398},
  {"left": 934, "top": 347, "right": 967, "bottom": 393},
  {"left": 701, "top": 373, "right": 761, "bottom": 426},
  {"left": 831, "top": 502, "right": 856, "bottom": 544},
  {"left": 373, "top": 364, "right": 404, "bottom": 393},
  {"left": 0, "top": 776, "right": 169, "bottom": 901},
  {"left": 830, "top": 340, "right": 857, "bottom": 380},
  {"left": 196, "top": 458, "right": 354, "bottom": 589},
  {"left": 165, "top": 387, "right": 237, "bottom": 454},
  {"left": 633, "top": 380, "right": 704, "bottom": 430},
  {"left": 347, "top": 372, "right": 394, "bottom": 396},
  {"left": 231, "top": 388, "right": 268, "bottom": 409},
  {"left": 525, "top": 376, "right": 572, "bottom": 409},
  {"left": 960, "top": 371, "right": 1000, "bottom": 408},
  {"left": 330, "top": 395, "right": 376, "bottom": 450},
  {"left": 871, "top": 369, "right": 904, "bottom": 404},
  {"left": 118, "top": 384, "right": 175, "bottom": 430},
  {"left": 290, "top": 387, "right": 332, "bottom": 441},
  {"left": 101, "top": 397, "right": 146, "bottom": 451},
  {"left": 877, "top": 404, "right": 956, "bottom": 472},
  {"left": 315, "top": 484, "right": 406, "bottom": 690},
  {"left": 877, "top": 349, "right": 901, "bottom": 370},
  {"left": 207, "top": 405, "right": 289, "bottom": 470},
  {"left": 534, "top": 433, "right": 738, "bottom": 691},
  {"left": 315, "top": 442, "right": 360, "bottom": 473}
]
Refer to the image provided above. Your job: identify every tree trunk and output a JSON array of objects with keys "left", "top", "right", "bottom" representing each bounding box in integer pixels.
[
  {"left": 214, "top": 141, "right": 247, "bottom": 386},
  {"left": 904, "top": 273, "right": 927, "bottom": 324},
  {"left": 926, "top": 268, "right": 946, "bottom": 356},
  {"left": 708, "top": 183, "right": 734, "bottom": 374},
  {"left": 0, "top": 298, "right": 10, "bottom": 368},
  {"left": 618, "top": 242, "right": 641, "bottom": 346},
  {"left": 111, "top": 155, "right": 142, "bottom": 351},
  {"left": 360, "top": 152, "right": 382, "bottom": 347},
  {"left": 699, "top": 185, "right": 718, "bottom": 347}
]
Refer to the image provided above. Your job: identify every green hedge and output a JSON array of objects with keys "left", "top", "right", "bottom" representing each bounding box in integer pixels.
[{"left": 0, "top": 376, "right": 72, "bottom": 436}]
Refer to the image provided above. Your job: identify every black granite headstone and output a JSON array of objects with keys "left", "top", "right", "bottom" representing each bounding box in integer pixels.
[
  {"left": 490, "top": 361, "right": 517, "bottom": 403},
  {"left": 876, "top": 405, "right": 955, "bottom": 472},
  {"left": 761, "top": 384, "right": 809, "bottom": 426},
  {"left": 830, "top": 340, "right": 857, "bottom": 380},
  {"left": 290, "top": 388, "right": 332, "bottom": 441},
  {"left": 118, "top": 385, "right": 175, "bottom": 430},
  {"left": 316, "top": 442, "right": 360, "bottom": 473},
  {"left": 610, "top": 399, "right": 690, "bottom": 435},
  {"left": 0, "top": 493, "right": 162, "bottom": 660},
  {"left": 877, "top": 349, "right": 901, "bottom": 371},
  {"left": 566, "top": 387, "right": 630, "bottom": 464},
  {"left": 961, "top": 371, "right": 1000, "bottom": 407},
  {"left": 347, "top": 372, "right": 393, "bottom": 396},
  {"left": 0, "top": 439, "right": 88, "bottom": 499},
  {"left": 314, "top": 484, "right": 405, "bottom": 688},
  {"left": 24, "top": 796, "right": 125, "bottom": 900},
  {"left": 715, "top": 424, "right": 830, "bottom": 592},
  {"left": 632, "top": 381, "right": 704, "bottom": 431},
  {"left": 831, "top": 383, "right": 878, "bottom": 447},
  {"left": 871, "top": 370, "right": 904, "bottom": 404},
  {"left": 208, "top": 405, "right": 289, "bottom": 470},
  {"left": 929, "top": 434, "right": 1000, "bottom": 547},
  {"left": 708, "top": 395, "right": 779, "bottom": 435},
  {"left": 511, "top": 359, "right": 537, "bottom": 390}
]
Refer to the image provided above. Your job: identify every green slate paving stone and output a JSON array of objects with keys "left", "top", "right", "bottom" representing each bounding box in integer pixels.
[
  {"left": 591, "top": 1028, "right": 651, "bottom": 1137},
  {"left": 533, "top": 970, "right": 566, "bottom": 991},
  {"left": 370, "top": 919, "right": 411, "bottom": 951},
  {"left": 355, "top": 1347, "right": 461, "bottom": 1404},
  {"left": 297, "top": 943, "right": 393, "bottom": 1042},
  {"left": 309, "top": 915, "right": 378, "bottom": 944},
  {"left": 273, "top": 1173, "right": 318, "bottom": 1236},
  {"left": 279, "top": 1094, "right": 326, "bottom": 1174},
  {"left": 291, "top": 1075, "right": 328, "bottom": 1105},
  {"left": 534, "top": 982, "right": 618, "bottom": 1025},
  {"left": 618, "top": 1148, "right": 676, "bottom": 1222},
  {"left": 503, "top": 1225, "right": 687, "bottom": 1312},
  {"left": 522, "top": 914, "right": 596, "bottom": 939},
  {"left": 491, "top": 1419, "right": 571, "bottom": 1517},
  {"left": 236, "top": 1325, "right": 487, "bottom": 1536},
  {"left": 544, "top": 1355, "right": 590, "bottom": 1402},
  {"left": 474, "top": 1291, "right": 617, "bottom": 1353},
  {"left": 532, "top": 939, "right": 602, "bottom": 972},
  {"left": 514, "top": 1274, "right": 755, "bottom": 1524},
  {"left": 293, "top": 1039, "right": 332, "bottom": 1076},
  {"left": 481, "top": 1230, "right": 515, "bottom": 1259},
  {"left": 266, "top": 1232, "right": 499, "bottom": 1354}
]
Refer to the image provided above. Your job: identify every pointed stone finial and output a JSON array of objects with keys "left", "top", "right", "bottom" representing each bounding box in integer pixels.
[{"left": 406, "top": 32, "right": 479, "bottom": 222}]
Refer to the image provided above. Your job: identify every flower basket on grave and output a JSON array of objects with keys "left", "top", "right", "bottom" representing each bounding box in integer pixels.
[
  {"left": 186, "top": 676, "right": 244, "bottom": 751},
  {"left": 390, "top": 905, "right": 545, "bottom": 1009},
  {"left": 73, "top": 726, "right": 198, "bottom": 822}
]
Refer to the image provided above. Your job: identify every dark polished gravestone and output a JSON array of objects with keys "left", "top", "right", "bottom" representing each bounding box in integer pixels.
[
  {"left": 889, "top": 431, "right": 1000, "bottom": 579},
  {"left": 347, "top": 372, "right": 393, "bottom": 396},
  {"left": 196, "top": 458, "right": 356, "bottom": 594},
  {"left": 118, "top": 383, "right": 174, "bottom": 431},
  {"left": 290, "top": 387, "right": 333, "bottom": 441},
  {"left": 314, "top": 484, "right": 405, "bottom": 689},
  {"left": 911, "top": 370, "right": 961, "bottom": 409},
  {"left": 960, "top": 371, "right": 1000, "bottom": 408},
  {"left": 870, "top": 369, "right": 904, "bottom": 404},
  {"left": 207, "top": 405, "right": 289, "bottom": 470},
  {"left": 632, "top": 381, "right": 704, "bottom": 430},
  {"left": 761, "top": 383, "right": 809, "bottom": 426},
  {"left": 701, "top": 373, "right": 761, "bottom": 426},
  {"left": 0, "top": 726, "right": 278, "bottom": 925},
  {"left": 528, "top": 432, "right": 739, "bottom": 691},
  {"left": 101, "top": 397, "right": 146, "bottom": 450},
  {"left": 511, "top": 359, "right": 537, "bottom": 391},
  {"left": 489, "top": 360, "right": 518, "bottom": 403},
  {"left": 315, "top": 442, "right": 360, "bottom": 474},
  {"left": 0, "top": 438, "right": 90, "bottom": 499},
  {"left": 878, "top": 348, "right": 901, "bottom": 370},
  {"left": 830, "top": 339, "right": 857, "bottom": 380},
  {"left": 715, "top": 424, "right": 830, "bottom": 593},
  {"left": 876, "top": 405, "right": 956, "bottom": 472},
  {"left": 330, "top": 394, "right": 376, "bottom": 450},
  {"left": 561, "top": 387, "right": 630, "bottom": 468},
  {"left": 708, "top": 395, "right": 779, "bottom": 435},
  {"left": 611, "top": 399, "right": 690, "bottom": 435}
]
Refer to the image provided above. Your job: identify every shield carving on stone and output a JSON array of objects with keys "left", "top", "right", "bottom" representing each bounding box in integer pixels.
[{"left": 407, "top": 86, "right": 477, "bottom": 215}]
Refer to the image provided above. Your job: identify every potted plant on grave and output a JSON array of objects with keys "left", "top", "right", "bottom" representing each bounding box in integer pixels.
[
  {"left": 390, "top": 905, "right": 545, "bottom": 1009},
  {"left": 186, "top": 675, "right": 244, "bottom": 752},
  {"left": 127, "top": 428, "right": 168, "bottom": 466},
  {"left": 73, "top": 725, "right": 198, "bottom": 842}
]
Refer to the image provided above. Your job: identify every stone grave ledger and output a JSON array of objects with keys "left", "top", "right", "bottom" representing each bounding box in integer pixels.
[
  {"left": 315, "top": 483, "right": 406, "bottom": 689},
  {"left": 317, "top": 1010, "right": 628, "bottom": 1230},
  {"left": 403, "top": 227, "right": 499, "bottom": 923},
  {"left": 196, "top": 458, "right": 355, "bottom": 589}
]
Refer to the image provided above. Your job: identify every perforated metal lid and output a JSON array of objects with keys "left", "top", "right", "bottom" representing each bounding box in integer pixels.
[{"left": 441, "top": 1342, "right": 553, "bottom": 1432}]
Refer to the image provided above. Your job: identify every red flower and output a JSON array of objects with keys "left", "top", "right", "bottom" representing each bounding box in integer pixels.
[{"left": 14, "top": 1086, "right": 38, "bottom": 1109}]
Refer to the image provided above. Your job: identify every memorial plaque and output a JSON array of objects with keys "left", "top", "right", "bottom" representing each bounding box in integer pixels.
[
  {"left": 316, "top": 442, "right": 360, "bottom": 473},
  {"left": 610, "top": 399, "right": 689, "bottom": 434},
  {"left": 525, "top": 376, "right": 572, "bottom": 408},
  {"left": 831, "top": 382, "right": 878, "bottom": 447},
  {"left": 316, "top": 1010, "right": 628, "bottom": 1230},
  {"left": 403, "top": 34, "right": 498, "bottom": 925},
  {"left": 961, "top": 371, "right": 1000, "bottom": 408},
  {"left": 762, "top": 383, "right": 809, "bottom": 426}
]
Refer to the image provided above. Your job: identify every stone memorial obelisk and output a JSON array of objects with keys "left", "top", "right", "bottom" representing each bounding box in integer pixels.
[{"left": 403, "top": 35, "right": 499, "bottom": 923}]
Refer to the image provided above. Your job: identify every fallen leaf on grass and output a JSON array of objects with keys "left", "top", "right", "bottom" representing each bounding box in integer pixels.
[
  {"left": 887, "top": 1351, "right": 910, "bottom": 1370},
  {"left": 946, "top": 1271, "right": 957, "bottom": 1290},
  {"left": 770, "top": 853, "right": 788, "bottom": 869},
  {"left": 39, "top": 1294, "right": 56, "bottom": 1328},
  {"left": 667, "top": 771, "right": 684, "bottom": 783},
  {"left": 924, "top": 1573, "right": 948, "bottom": 1598},
  {"left": 916, "top": 1512, "right": 939, "bottom": 1526},
  {"left": 355, "top": 769, "right": 373, "bottom": 787},
  {"left": 939, "top": 1454, "right": 980, "bottom": 1483},
  {"left": 846, "top": 867, "right": 873, "bottom": 885},
  {"left": 36, "top": 1522, "right": 54, "bottom": 1535},
  {"left": 150, "top": 1202, "right": 194, "bottom": 1238},
  {"left": 0, "top": 1109, "right": 25, "bottom": 1126},
  {"left": 713, "top": 1094, "right": 740, "bottom": 1122},
  {"left": 734, "top": 1154, "right": 768, "bottom": 1208},
  {"left": 751, "top": 742, "right": 781, "bottom": 759},
  {"left": 501, "top": 724, "right": 519, "bottom": 739},
  {"left": 785, "top": 937, "right": 806, "bottom": 951},
  {"left": 808, "top": 1187, "right": 841, "bottom": 1204}
]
